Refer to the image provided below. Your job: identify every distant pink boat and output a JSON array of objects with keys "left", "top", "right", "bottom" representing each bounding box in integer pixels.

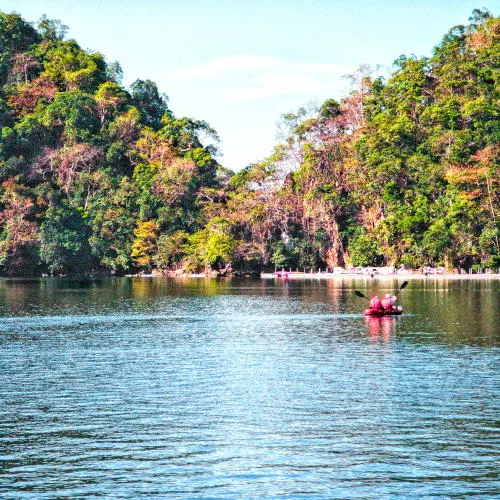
[{"left": 273, "top": 271, "right": 304, "bottom": 279}]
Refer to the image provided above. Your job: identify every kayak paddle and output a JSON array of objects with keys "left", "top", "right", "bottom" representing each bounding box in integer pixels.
[
  {"left": 395, "top": 280, "right": 408, "bottom": 296},
  {"left": 356, "top": 281, "right": 408, "bottom": 301},
  {"left": 354, "top": 290, "right": 370, "bottom": 301}
]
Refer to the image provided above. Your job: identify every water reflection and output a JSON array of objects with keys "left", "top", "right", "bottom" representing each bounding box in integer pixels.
[
  {"left": 0, "top": 277, "right": 499, "bottom": 497},
  {"left": 364, "top": 315, "right": 397, "bottom": 343}
]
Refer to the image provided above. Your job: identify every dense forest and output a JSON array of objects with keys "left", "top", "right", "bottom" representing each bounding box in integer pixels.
[{"left": 0, "top": 9, "right": 498, "bottom": 276}]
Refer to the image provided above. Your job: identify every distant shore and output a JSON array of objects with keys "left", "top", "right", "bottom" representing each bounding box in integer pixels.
[
  {"left": 135, "top": 271, "right": 499, "bottom": 280},
  {"left": 260, "top": 271, "right": 500, "bottom": 280},
  {"left": 1, "top": 271, "right": 499, "bottom": 281}
]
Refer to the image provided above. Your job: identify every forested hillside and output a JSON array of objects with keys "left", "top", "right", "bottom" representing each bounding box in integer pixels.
[{"left": 0, "top": 9, "right": 498, "bottom": 276}]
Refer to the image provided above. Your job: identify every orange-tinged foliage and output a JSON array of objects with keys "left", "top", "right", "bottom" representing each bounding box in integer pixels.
[
  {"left": 445, "top": 165, "right": 490, "bottom": 185},
  {"left": 10, "top": 52, "right": 40, "bottom": 84},
  {"left": 467, "top": 17, "right": 500, "bottom": 51},
  {"left": 33, "top": 143, "right": 103, "bottom": 192},
  {"left": 134, "top": 128, "right": 173, "bottom": 166},
  {"left": 152, "top": 158, "right": 197, "bottom": 204},
  {"left": 1, "top": 9, "right": 498, "bottom": 275},
  {"left": 7, "top": 76, "right": 57, "bottom": 116},
  {"left": 472, "top": 144, "right": 499, "bottom": 167},
  {"left": 0, "top": 179, "right": 39, "bottom": 266}
]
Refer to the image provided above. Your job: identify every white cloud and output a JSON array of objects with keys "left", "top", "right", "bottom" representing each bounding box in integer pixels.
[
  {"left": 169, "top": 55, "right": 278, "bottom": 79},
  {"left": 161, "top": 55, "right": 357, "bottom": 170},
  {"left": 168, "top": 55, "right": 353, "bottom": 101}
]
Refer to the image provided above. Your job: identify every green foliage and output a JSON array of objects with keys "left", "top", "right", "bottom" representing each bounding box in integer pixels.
[
  {"left": 347, "top": 10, "right": 499, "bottom": 269},
  {"left": 183, "top": 218, "right": 238, "bottom": 272},
  {"left": 86, "top": 175, "right": 138, "bottom": 272},
  {"left": 106, "top": 61, "right": 123, "bottom": 84},
  {"left": 154, "top": 230, "right": 189, "bottom": 269},
  {"left": 0, "top": 9, "right": 497, "bottom": 276},
  {"left": 0, "top": 12, "right": 40, "bottom": 85},
  {"left": 39, "top": 204, "right": 93, "bottom": 274},
  {"left": 94, "top": 82, "right": 127, "bottom": 124},
  {"left": 230, "top": 165, "right": 251, "bottom": 190},
  {"left": 130, "top": 220, "right": 159, "bottom": 269},
  {"left": 39, "top": 89, "right": 99, "bottom": 143},
  {"left": 319, "top": 99, "right": 341, "bottom": 120},
  {"left": 133, "top": 162, "right": 158, "bottom": 190},
  {"left": 131, "top": 79, "right": 171, "bottom": 129},
  {"left": 270, "top": 236, "right": 323, "bottom": 270},
  {"left": 36, "top": 39, "right": 107, "bottom": 92},
  {"left": 270, "top": 241, "right": 288, "bottom": 269},
  {"left": 37, "top": 15, "right": 68, "bottom": 41},
  {"left": 348, "top": 229, "right": 384, "bottom": 267},
  {"left": 204, "top": 223, "right": 238, "bottom": 269}
]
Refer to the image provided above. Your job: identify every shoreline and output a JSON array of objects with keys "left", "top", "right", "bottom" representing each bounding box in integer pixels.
[
  {"left": 1, "top": 272, "right": 499, "bottom": 281},
  {"left": 260, "top": 272, "right": 500, "bottom": 280}
]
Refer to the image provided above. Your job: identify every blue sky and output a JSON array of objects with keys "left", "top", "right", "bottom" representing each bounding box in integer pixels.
[{"left": 1, "top": 0, "right": 494, "bottom": 171}]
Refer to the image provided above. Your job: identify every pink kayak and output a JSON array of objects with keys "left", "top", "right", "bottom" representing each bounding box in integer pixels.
[{"left": 364, "top": 308, "right": 403, "bottom": 317}]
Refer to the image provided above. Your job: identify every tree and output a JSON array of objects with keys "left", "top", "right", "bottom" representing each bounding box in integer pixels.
[
  {"left": 39, "top": 204, "right": 93, "bottom": 274},
  {"left": 130, "top": 220, "right": 159, "bottom": 269},
  {"left": 154, "top": 230, "right": 189, "bottom": 269},
  {"left": 1, "top": 9, "right": 497, "bottom": 277},
  {"left": 38, "top": 89, "right": 99, "bottom": 144},
  {"left": 130, "top": 79, "right": 171, "bottom": 129},
  {"left": 0, "top": 179, "right": 40, "bottom": 275},
  {"left": 36, "top": 39, "right": 107, "bottom": 92},
  {"left": 0, "top": 12, "right": 40, "bottom": 85},
  {"left": 33, "top": 143, "right": 103, "bottom": 193},
  {"left": 9, "top": 52, "right": 40, "bottom": 84},
  {"left": 94, "top": 81, "right": 127, "bottom": 125},
  {"left": 87, "top": 176, "right": 138, "bottom": 272},
  {"left": 37, "top": 15, "right": 68, "bottom": 41},
  {"left": 183, "top": 218, "right": 238, "bottom": 272}
]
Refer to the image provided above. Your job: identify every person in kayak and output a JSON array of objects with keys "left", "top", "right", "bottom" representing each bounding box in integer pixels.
[
  {"left": 381, "top": 294, "right": 395, "bottom": 312},
  {"left": 369, "top": 296, "right": 384, "bottom": 312}
]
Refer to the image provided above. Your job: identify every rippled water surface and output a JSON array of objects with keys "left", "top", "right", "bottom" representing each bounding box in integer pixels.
[{"left": 0, "top": 277, "right": 498, "bottom": 498}]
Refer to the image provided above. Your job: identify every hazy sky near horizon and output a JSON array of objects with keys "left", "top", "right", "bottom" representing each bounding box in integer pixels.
[{"left": 1, "top": 0, "right": 494, "bottom": 171}]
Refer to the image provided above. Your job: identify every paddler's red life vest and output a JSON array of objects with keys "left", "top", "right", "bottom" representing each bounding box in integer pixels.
[
  {"left": 369, "top": 296, "right": 383, "bottom": 311},
  {"left": 381, "top": 296, "right": 394, "bottom": 312}
]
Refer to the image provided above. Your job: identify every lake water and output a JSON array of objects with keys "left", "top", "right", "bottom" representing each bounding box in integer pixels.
[{"left": 0, "top": 277, "right": 498, "bottom": 498}]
